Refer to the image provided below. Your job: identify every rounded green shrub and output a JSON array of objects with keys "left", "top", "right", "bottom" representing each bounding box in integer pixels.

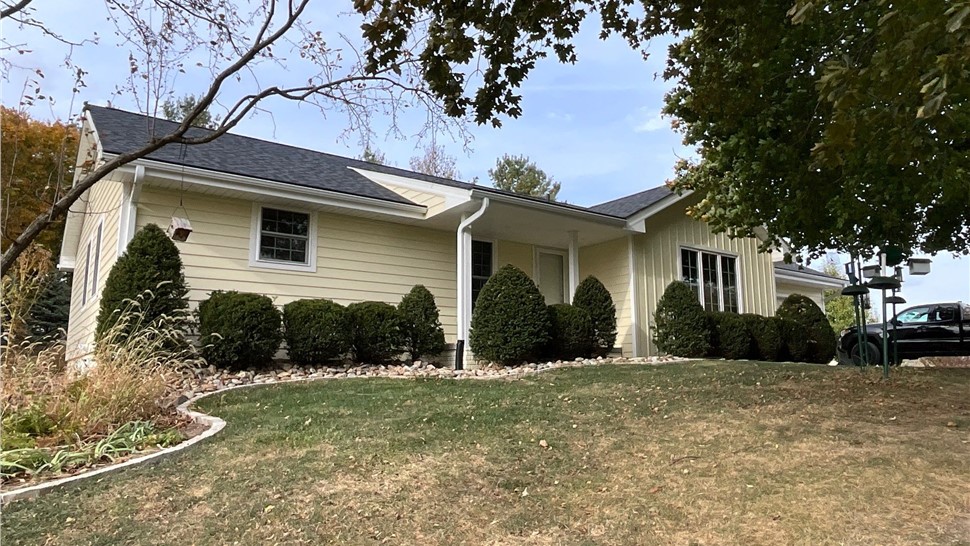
[
  {"left": 398, "top": 285, "right": 446, "bottom": 361},
  {"left": 653, "top": 281, "right": 711, "bottom": 357},
  {"left": 707, "top": 311, "right": 753, "bottom": 360},
  {"left": 546, "top": 304, "right": 595, "bottom": 361},
  {"left": 346, "top": 301, "right": 405, "bottom": 363},
  {"left": 282, "top": 299, "right": 350, "bottom": 364},
  {"left": 572, "top": 276, "right": 617, "bottom": 357},
  {"left": 773, "top": 316, "right": 808, "bottom": 362},
  {"left": 739, "top": 313, "right": 782, "bottom": 361},
  {"left": 96, "top": 224, "right": 188, "bottom": 341},
  {"left": 197, "top": 291, "right": 282, "bottom": 370},
  {"left": 469, "top": 264, "right": 551, "bottom": 364},
  {"left": 776, "top": 294, "right": 837, "bottom": 363}
]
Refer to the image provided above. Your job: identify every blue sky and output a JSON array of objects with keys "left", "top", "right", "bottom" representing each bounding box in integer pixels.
[{"left": 4, "top": 2, "right": 966, "bottom": 311}]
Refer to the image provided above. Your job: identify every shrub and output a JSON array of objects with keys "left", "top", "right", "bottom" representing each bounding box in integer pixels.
[
  {"left": 282, "top": 299, "right": 350, "bottom": 364},
  {"left": 653, "top": 281, "right": 711, "bottom": 357},
  {"left": 346, "top": 301, "right": 405, "bottom": 363},
  {"left": 96, "top": 224, "right": 189, "bottom": 341},
  {"left": 773, "top": 316, "right": 808, "bottom": 362},
  {"left": 707, "top": 311, "right": 753, "bottom": 360},
  {"left": 398, "top": 285, "right": 446, "bottom": 361},
  {"left": 776, "top": 294, "right": 837, "bottom": 363},
  {"left": 740, "top": 314, "right": 782, "bottom": 361},
  {"left": 469, "top": 265, "right": 551, "bottom": 364},
  {"left": 546, "top": 304, "right": 595, "bottom": 360},
  {"left": 572, "top": 276, "right": 617, "bottom": 357},
  {"left": 198, "top": 291, "right": 282, "bottom": 370}
]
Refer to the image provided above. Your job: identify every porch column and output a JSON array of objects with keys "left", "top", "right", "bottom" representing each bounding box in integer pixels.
[{"left": 567, "top": 230, "right": 579, "bottom": 303}]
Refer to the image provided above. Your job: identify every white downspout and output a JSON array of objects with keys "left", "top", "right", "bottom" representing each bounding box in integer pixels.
[
  {"left": 567, "top": 230, "right": 580, "bottom": 303},
  {"left": 455, "top": 198, "right": 490, "bottom": 369},
  {"left": 118, "top": 165, "right": 145, "bottom": 255}
]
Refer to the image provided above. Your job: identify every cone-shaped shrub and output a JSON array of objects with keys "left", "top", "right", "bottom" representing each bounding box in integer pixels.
[
  {"left": 773, "top": 316, "right": 807, "bottom": 362},
  {"left": 96, "top": 224, "right": 188, "bottom": 341},
  {"left": 346, "top": 301, "right": 405, "bottom": 363},
  {"left": 283, "top": 299, "right": 350, "bottom": 364},
  {"left": 776, "top": 294, "right": 837, "bottom": 363},
  {"left": 572, "top": 276, "right": 617, "bottom": 357},
  {"left": 546, "top": 303, "right": 595, "bottom": 360},
  {"left": 469, "top": 264, "right": 550, "bottom": 364},
  {"left": 707, "top": 311, "right": 753, "bottom": 360},
  {"left": 198, "top": 291, "right": 282, "bottom": 370},
  {"left": 398, "top": 285, "right": 446, "bottom": 361},
  {"left": 740, "top": 313, "right": 782, "bottom": 361},
  {"left": 653, "top": 281, "right": 711, "bottom": 357}
]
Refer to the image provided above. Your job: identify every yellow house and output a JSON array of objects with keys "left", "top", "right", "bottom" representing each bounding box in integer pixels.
[{"left": 60, "top": 106, "right": 842, "bottom": 366}]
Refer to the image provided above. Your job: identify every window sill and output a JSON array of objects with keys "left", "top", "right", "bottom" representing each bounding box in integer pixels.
[{"left": 248, "top": 258, "right": 317, "bottom": 273}]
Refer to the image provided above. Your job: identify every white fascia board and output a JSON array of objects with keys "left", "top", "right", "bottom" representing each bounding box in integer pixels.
[
  {"left": 624, "top": 190, "right": 694, "bottom": 232},
  {"left": 348, "top": 167, "right": 472, "bottom": 213},
  {"left": 114, "top": 157, "right": 428, "bottom": 219},
  {"left": 469, "top": 189, "right": 628, "bottom": 227},
  {"left": 774, "top": 271, "right": 847, "bottom": 288}
]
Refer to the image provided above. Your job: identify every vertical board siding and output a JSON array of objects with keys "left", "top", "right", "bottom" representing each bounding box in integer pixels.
[
  {"left": 579, "top": 237, "right": 633, "bottom": 356},
  {"left": 636, "top": 203, "right": 776, "bottom": 356},
  {"left": 134, "top": 188, "right": 460, "bottom": 340},
  {"left": 65, "top": 178, "right": 124, "bottom": 360}
]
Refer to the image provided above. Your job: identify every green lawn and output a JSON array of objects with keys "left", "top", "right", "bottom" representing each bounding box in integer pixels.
[{"left": 3, "top": 361, "right": 969, "bottom": 545}]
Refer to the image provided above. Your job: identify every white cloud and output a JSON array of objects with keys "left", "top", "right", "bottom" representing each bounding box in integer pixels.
[{"left": 632, "top": 108, "right": 669, "bottom": 133}]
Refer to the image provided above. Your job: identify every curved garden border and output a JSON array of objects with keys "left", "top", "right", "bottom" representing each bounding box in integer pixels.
[{"left": 0, "top": 356, "right": 683, "bottom": 504}]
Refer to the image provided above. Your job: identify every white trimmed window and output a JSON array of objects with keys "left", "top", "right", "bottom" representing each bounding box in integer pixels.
[
  {"left": 250, "top": 205, "right": 317, "bottom": 272},
  {"left": 82, "top": 241, "right": 91, "bottom": 306},
  {"left": 91, "top": 221, "right": 103, "bottom": 298},
  {"left": 680, "top": 247, "right": 740, "bottom": 313}
]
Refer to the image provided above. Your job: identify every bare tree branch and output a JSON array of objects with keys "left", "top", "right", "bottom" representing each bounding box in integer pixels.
[{"left": 1, "top": 0, "right": 32, "bottom": 19}]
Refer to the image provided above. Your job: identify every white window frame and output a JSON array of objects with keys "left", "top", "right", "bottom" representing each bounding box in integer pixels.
[
  {"left": 249, "top": 203, "right": 318, "bottom": 273},
  {"left": 678, "top": 246, "right": 742, "bottom": 313},
  {"left": 82, "top": 241, "right": 91, "bottom": 306}
]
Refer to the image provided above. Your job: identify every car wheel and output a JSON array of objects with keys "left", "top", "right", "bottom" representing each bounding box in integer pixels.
[{"left": 850, "top": 341, "right": 881, "bottom": 366}]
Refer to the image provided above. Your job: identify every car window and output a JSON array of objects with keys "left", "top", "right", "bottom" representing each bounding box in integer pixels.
[
  {"left": 932, "top": 305, "right": 957, "bottom": 322},
  {"left": 896, "top": 306, "right": 931, "bottom": 324}
]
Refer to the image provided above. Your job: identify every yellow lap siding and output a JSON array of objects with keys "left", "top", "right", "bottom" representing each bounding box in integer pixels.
[
  {"left": 134, "top": 188, "right": 459, "bottom": 340},
  {"left": 579, "top": 237, "right": 633, "bottom": 356},
  {"left": 497, "top": 240, "right": 534, "bottom": 276},
  {"left": 65, "top": 178, "right": 124, "bottom": 360},
  {"left": 635, "top": 201, "right": 776, "bottom": 356}
]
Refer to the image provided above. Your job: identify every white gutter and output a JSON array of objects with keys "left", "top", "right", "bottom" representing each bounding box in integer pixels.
[
  {"left": 774, "top": 271, "right": 846, "bottom": 289},
  {"left": 111, "top": 157, "right": 428, "bottom": 218},
  {"left": 455, "top": 198, "right": 490, "bottom": 369}
]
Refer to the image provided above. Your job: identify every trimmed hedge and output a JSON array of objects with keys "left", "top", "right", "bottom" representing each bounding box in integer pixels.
[
  {"left": 96, "top": 224, "right": 188, "bottom": 341},
  {"left": 707, "top": 311, "right": 753, "bottom": 360},
  {"left": 572, "top": 276, "right": 617, "bottom": 357},
  {"left": 653, "top": 281, "right": 711, "bottom": 357},
  {"left": 398, "top": 285, "right": 446, "bottom": 361},
  {"left": 546, "top": 304, "right": 595, "bottom": 361},
  {"left": 773, "top": 316, "right": 808, "bottom": 362},
  {"left": 198, "top": 291, "right": 282, "bottom": 370},
  {"left": 776, "top": 294, "right": 837, "bottom": 363},
  {"left": 740, "top": 313, "right": 782, "bottom": 361},
  {"left": 346, "top": 301, "right": 405, "bottom": 363},
  {"left": 282, "top": 299, "right": 350, "bottom": 364},
  {"left": 469, "top": 265, "right": 550, "bottom": 364}
]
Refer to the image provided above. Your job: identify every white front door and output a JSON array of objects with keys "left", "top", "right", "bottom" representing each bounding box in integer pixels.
[{"left": 537, "top": 250, "right": 566, "bottom": 305}]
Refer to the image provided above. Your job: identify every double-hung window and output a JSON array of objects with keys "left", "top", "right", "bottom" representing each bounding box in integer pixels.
[
  {"left": 680, "top": 248, "right": 739, "bottom": 313},
  {"left": 471, "top": 240, "right": 493, "bottom": 307},
  {"left": 250, "top": 205, "right": 316, "bottom": 272}
]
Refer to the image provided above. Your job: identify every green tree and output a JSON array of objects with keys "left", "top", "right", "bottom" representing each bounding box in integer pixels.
[
  {"left": 409, "top": 144, "right": 461, "bottom": 179},
  {"left": 0, "top": 107, "right": 77, "bottom": 255},
  {"left": 360, "top": 146, "right": 387, "bottom": 165},
  {"left": 488, "top": 154, "right": 561, "bottom": 200},
  {"left": 96, "top": 224, "right": 189, "bottom": 341},
  {"left": 398, "top": 285, "right": 446, "bottom": 361},
  {"left": 821, "top": 259, "right": 877, "bottom": 333},
  {"left": 161, "top": 95, "right": 219, "bottom": 129},
  {"left": 653, "top": 281, "right": 711, "bottom": 357},
  {"left": 657, "top": 0, "right": 969, "bottom": 259},
  {"left": 572, "top": 276, "right": 617, "bottom": 357}
]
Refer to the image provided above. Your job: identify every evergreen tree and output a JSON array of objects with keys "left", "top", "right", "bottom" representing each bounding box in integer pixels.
[
  {"left": 488, "top": 154, "right": 560, "bottom": 200},
  {"left": 572, "top": 276, "right": 617, "bottom": 357}
]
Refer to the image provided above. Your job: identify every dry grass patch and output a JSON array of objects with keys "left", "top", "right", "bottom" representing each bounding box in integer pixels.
[{"left": 2, "top": 361, "right": 968, "bottom": 545}]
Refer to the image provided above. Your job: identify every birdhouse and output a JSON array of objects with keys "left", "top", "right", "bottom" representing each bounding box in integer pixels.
[
  {"left": 861, "top": 265, "right": 880, "bottom": 279},
  {"left": 907, "top": 258, "right": 930, "bottom": 276},
  {"left": 167, "top": 216, "right": 193, "bottom": 242}
]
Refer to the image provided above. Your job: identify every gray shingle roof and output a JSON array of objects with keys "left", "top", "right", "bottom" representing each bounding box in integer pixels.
[
  {"left": 773, "top": 261, "right": 837, "bottom": 279},
  {"left": 88, "top": 105, "right": 423, "bottom": 206},
  {"left": 588, "top": 186, "right": 673, "bottom": 218}
]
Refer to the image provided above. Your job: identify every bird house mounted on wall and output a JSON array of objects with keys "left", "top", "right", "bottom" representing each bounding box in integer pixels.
[{"left": 167, "top": 216, "right": 193, "bottom": 242}]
